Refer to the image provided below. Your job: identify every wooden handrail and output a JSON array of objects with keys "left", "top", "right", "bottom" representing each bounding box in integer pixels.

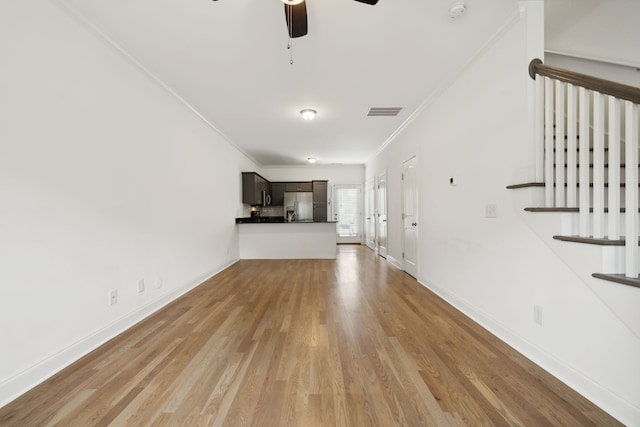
[{"left": 529, "top": 58, "right": 640, "bottom": 104}]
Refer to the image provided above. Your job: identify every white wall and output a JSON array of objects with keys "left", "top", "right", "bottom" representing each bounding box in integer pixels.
[
  {"left": 544, "top": 0, "right": 640, "bottom": 89},
  {"left": 545, "top": 0, "right": 640, "bottom": 71},
  {"left": 366, "top": 6, "right": 640, "bottom": 426},
  {"left": 0, "top": 0, "right": 257, "bottom": 406}
]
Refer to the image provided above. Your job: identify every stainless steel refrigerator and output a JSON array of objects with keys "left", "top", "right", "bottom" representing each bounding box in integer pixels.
[{"left": 284, "top": 192, "right": 313, "bottom": 221}]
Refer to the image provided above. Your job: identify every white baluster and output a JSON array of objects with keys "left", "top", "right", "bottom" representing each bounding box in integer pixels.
[
  {"left": 578, "top": 87, "right": 591, "bottom": 237},
  {"left": 593, "top": 92, "right": 605, "bottom": 238},
  {"left": 625, "top": 101, "right": 639, "bottom": 278},
  {"left": 555, "top": 81, "right": 566, "bottom": 207},
  {"left": 608, "top": 96, "right": 621, "bottom": 240},
  {"left": 545, "top": 77, "right": 554, "bottom": 207},
  {"left": 566, "top": 84, "right": 577, "bottom": 207},
  {"left": 535, "top": 76, "right": 544, "bottom": 182}
]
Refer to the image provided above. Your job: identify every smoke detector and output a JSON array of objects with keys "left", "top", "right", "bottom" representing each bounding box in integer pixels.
[{"left": 449, "top": 3, "right": 467, "bottom": 20}]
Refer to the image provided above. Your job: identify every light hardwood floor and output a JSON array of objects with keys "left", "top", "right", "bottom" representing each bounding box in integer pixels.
[{"left": 0, "top": 245, "right": 621, "bottom": 426}]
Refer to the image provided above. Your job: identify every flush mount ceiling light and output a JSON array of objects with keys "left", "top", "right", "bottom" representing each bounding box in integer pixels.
[
  {"left": 300, "top": 109, "right": 317, "bottom": 120},
  {"left": 307, "top": 157, "right": 317, "bottom": 163}
]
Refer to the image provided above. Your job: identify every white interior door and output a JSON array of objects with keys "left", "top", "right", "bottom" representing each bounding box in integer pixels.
[
  {"left": 334, "top": 184, "right": 362, "bottom": 244},
  {"left": 364, "top": 178, "right": 376, "bottom": 250},
  {"left": 377, "top": 171, "right": 388, "bottom": 258},
  {"left": 402, "top": 157, "right": 418, "bottom": 278}
]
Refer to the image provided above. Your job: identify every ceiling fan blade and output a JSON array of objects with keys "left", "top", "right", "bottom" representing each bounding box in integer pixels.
[
  {"left": 284, "top": 2, "right": 308, "bottom": 38},
  {"left": 353, "top": 0, "right": 379, "bottom": 4}
]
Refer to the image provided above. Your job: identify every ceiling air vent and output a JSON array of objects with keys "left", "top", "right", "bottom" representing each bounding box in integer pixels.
[{"left": 367, "top": 106, "right": 403, "bottom": 117}]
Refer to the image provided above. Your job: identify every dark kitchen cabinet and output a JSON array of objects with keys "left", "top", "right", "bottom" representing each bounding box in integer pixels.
[
  {"left": 312, "top": 180, "right": 328, "bottom": 222},
  {"left": 313, "top": 206, "right": 327, "bottom": 222},
  {"left": 285, "top": 182, "right": 313, "bottom": 192},
  {"left": 270, "top": 182, "right": 285, "bottom": 206},
  {"left": 242, "top": 172, "right": 270, "bottom": 206}
]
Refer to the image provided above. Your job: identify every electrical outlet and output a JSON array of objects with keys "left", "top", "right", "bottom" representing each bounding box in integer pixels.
[
  {"left": 109, "top": 289, "right": 118, "bottom": 306},
  {"left": 485, "top": 204, "right": 497, "bottom": 218},
  {"left": 534, "top": 304, "right": 543, "bottom": 326},
  {"left": 137, "top": 279, "right": 145, "bottom": 293},
  {"left": 155, "top": 278, "right": 163, "bottom": 289}
]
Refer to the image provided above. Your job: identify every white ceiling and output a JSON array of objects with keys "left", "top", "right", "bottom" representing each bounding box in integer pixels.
[
  {"left": 57, "top": 0, "right": 640, "bottom": 167},
  {"left": 61, "top": 0, "right": 522, "bottom": 166}
]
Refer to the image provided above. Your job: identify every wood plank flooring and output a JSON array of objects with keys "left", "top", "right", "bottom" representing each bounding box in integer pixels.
[{"left": 0, "top": 245, "right": 621, "bottom": 426}]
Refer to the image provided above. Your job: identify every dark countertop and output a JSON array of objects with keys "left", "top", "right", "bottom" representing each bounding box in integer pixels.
[
  {"left": 236, "top": 216, "right": 285, "bottom": 224},
  {"left": 235, "top": 217, "right": 336, "bottom": 224}
]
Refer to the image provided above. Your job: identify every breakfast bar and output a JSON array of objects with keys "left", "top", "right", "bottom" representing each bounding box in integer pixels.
[{"left": 236, "top": 220, "right": 337, "bottom": 259}]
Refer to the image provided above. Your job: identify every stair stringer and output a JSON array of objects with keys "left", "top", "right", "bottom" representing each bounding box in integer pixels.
[{"left": 512, "top": 187, "right": 640, "bottom": 339}]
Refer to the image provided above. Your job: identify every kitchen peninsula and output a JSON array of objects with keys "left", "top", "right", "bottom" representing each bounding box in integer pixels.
[
  {"left": 236, "top": 172, "right": 337, "bottom": 259},
  {"left": 236, "top": 221, "right": 337, "bottom": 259}
]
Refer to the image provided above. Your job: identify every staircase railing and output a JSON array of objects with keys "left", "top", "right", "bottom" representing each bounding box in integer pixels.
[{"left": 529, "top": 59, "right": 640, "bottom": 278}]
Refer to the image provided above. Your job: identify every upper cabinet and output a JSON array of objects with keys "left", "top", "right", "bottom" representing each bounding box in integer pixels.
[
  {"left": 270, "top": 182, "right": 285, "bottom": 206},
  {"left": 242, "top": 172, "right": 270, "bottom": 206},
  {"left": 285, "top": 182, "right": 313, "bottom": 192},
  {"left": 312, "top": 180, "right": 328, "bottom": 222},
  {"left": 241, "top": 174, "right": 327, "bottom": 214},
  {"left": 312, "top": 181, "right": 327, "bottom": 204}
]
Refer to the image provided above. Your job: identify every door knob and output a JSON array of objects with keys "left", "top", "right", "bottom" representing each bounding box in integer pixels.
[{"left": 412, "top": 222, "right": 417, "bottom": 227}]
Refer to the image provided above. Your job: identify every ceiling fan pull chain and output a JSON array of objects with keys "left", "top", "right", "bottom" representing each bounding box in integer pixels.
[
  {"left": 287, "top": 5, "right": 294, "bottom": 64},
  {"left": 289, "top": 39, "right": 294, "bottom": 64}
]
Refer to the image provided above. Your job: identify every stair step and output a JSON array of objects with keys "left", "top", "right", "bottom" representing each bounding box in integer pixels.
[
  {"left": 592, "top": 273, "right": 640, "bottom": 288},
  {"left": 552, "top": 235, "right": 638, "bottom": 246},
  {"left": 506, "top": 182, "right": 544, "bottom": 189}
]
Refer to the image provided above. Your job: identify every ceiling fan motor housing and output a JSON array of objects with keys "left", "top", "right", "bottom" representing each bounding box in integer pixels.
[{"left": 284, "top": 0, "right": 379, "bottom": 38}]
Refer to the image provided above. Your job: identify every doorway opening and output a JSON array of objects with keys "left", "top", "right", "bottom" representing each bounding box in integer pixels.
[{"left": 334, "top": 184, "right": 362, "bottom": 244}]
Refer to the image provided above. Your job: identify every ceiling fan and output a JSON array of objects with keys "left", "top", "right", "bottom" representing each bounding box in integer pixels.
[{"left": 282, "top": 0, "right": 379, "bottom": 38}]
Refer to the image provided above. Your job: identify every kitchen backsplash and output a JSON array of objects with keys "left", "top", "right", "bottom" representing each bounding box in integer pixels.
[
  {"left": 259, "top": 206, "right": 286, "bottom": 217},
  {"left": 241, "top": 206, "right": 285, "bottom": 218}
]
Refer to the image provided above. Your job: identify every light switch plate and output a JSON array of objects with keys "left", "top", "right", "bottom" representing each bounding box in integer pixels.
[{"left": 485, "top": 204, "right": 497, "bottom": 218}]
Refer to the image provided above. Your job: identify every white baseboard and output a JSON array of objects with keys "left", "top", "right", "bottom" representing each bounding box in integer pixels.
[
  {"left": 0, "top": 258, "right": 239, "bottom": 409},
  {"left": 416, "top": 276, "right": 639, "bottom": 427},
  {"left": 386, "top": 255, "right": 403, "bottom": 270}
]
